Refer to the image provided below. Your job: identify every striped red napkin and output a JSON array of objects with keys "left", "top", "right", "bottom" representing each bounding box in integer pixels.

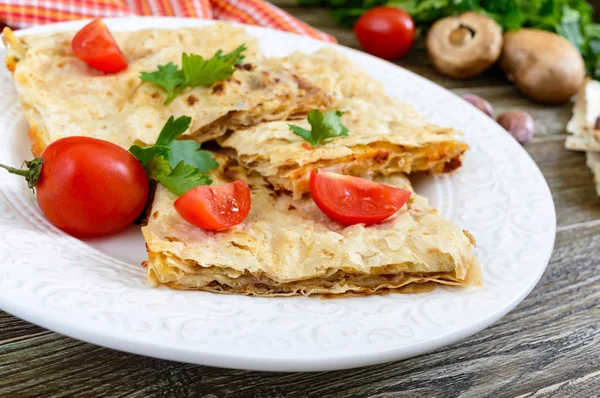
[{"left": 0, "top": 0, "right": 335, "bottom": 42}]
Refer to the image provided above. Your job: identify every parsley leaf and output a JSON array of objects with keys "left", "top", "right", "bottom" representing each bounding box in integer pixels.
[
  {"left": 585, "top": 24, "right": 600, "bottom": 79},
  {"left": 140, "top": 45, "right": 247, "bottom": 105},
  {"left": 156, "top": 162, "right": 213, "bottom": 197},
  {"left": 147, "top": 155, "right": 172, "bottom": 177},
  {"left": 140, "top": 63, "right": 185, "bottom": 105},
  {"left": 168, "top": 141, "right": 219, "bottom": 173},
  {"left": 155, "top": 115, "right": 193, "bottom": 146},
  {"left": 182, "top": 52, "right": 236, "bottom": 87},
  {"left": 557, "top": 5, "right": 585, "bottom": 52},
  {"left": 215, "top": 45, "right": 246, "bottom": 65},
  {"left": 128, "top": 145, "right": 169, "bottom": 168},
  {"left": 129, "top": 115, "right": 216, "bottom": 196},
  {"left": 129, "top": 115, "right": 191, "bottom": 168},
  {"left": 289, "top": 109, "right": 349, "bottom": 146}
]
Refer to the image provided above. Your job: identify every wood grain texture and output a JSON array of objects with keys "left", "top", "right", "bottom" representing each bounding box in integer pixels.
[{"left": 1, "top": 2, "right": 600, "bottom": 397}]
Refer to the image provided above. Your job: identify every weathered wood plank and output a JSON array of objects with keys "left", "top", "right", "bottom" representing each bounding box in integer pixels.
[
  {"left": 515, "top": 370, "right": 600, "bottom": 398},
  {"left": 526, "top": 138, "right": 600, "bottom": 227},
  {"left": 0, "top": 311, "right": 47, "bottom": 343}
]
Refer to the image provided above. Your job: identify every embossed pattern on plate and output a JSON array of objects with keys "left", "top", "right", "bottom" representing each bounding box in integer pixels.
[{"left": 0, "top": 18, "right": 555, "bottom": 372}]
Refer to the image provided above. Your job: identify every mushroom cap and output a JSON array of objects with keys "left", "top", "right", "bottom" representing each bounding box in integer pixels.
[
  {"left": 426, "top": 12, "right": 503, "bottom": 79},
  {"left": 500, "top": 29, "right": 585, "bottom": 104}
]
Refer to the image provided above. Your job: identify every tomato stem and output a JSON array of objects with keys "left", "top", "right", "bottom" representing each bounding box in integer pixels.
[{"left": 0, "top": 158, "right": 43, "bottom": 189}]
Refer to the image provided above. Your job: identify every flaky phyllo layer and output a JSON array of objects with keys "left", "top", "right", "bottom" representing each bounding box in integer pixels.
[
  {"left": 219, "top": 97, "right": 468, "bottom": 197},
  {"left": 3, "top": 24, "right": 330, "bottom": 155},
  {"left": 142, "top": 163, "right": 481, "bottom": 297}
]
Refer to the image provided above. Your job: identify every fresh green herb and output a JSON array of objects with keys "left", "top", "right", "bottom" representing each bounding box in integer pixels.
[
  {"left": 289, "top": 109, "right": 349, "bottom": 146},
  {"left": 129, "top": 115, "right": 218, "bottom": 196},
  {"left": 168, "top": 141, "right": 219, "bottom": 173},
  {"left": 585, "top": 23, "right": 600, "bottom": 77},
  {"left": 140, "top": 45, "right": 247, "bottom": 105},
  {"left": 156, "top": 162, "right": 212, "bottom": 196},
  {"left": 139, "top": 63, "right": 185, "bottom": 105},
  {"left": 301, "top": 0, "right": 600, "bottom": 80}
]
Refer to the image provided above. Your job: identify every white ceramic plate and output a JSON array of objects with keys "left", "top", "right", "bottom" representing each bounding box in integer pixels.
[{"left": 0, "top": 17, "right": 555, "bottom": 372}]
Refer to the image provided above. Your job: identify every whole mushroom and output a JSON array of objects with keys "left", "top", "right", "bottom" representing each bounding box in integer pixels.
[
  {"left": 500, "top": 29, "right": 585, "bottom": 104},
  {"left": 426, "top": 12, "right": 503, "bottom": 79}
]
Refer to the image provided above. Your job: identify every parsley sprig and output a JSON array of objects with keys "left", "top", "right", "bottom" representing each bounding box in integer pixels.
[
  {"left": 140, "top": 45, "right": 247, "bottom": 105},
  {"left": 289, "top": 109, "right": 349, "bottom": 146},
  {"left": 129, "top": 116, "right": 219, "bottom": 196}
]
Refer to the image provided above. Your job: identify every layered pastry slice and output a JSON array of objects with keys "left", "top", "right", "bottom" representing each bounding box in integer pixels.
[
  {"left": 142, "top": 156, "right": 481, "bottom": 296},
  {"left": 219, "top": 96, "right": 468, "bottom": 198},
  {"left": 3, "top": 24, "right": 330, "bottom": 155}
]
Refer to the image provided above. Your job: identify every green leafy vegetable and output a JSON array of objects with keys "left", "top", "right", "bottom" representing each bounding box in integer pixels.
[
  {"left": 129, "top": 115, "right": 218, "bottom": 196},
  {"left": 214, "top": 46, "right": 246, "bottom": 67},
  {"left": 557, "top": 5, "right": 585, "bottom": 51},
  {"left": 156, "top": 162, "right": 213, "bottom": 196},
  {"left": 168, "top": 141, "right": 219, "bottom": 173},
  {"left": 139, "top": 63, "right": 185, "bottom": 105},
  {"left": 140, "top": 45, "right": 247, "bottom": 105},
  {"left": 301, "top": 0, "right": 600, "bottom": 80},
  {"left": 156, "top": 115, "right": 195, "bottom": 146},
  {"left": 584, "top": 23, "right": 600, "bottom": 77},
  {"left": 289, "top": 109, "right": 349, "bottom": 146}
]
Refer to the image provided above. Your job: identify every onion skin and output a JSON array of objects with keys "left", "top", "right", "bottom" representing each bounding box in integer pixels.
[
  {"left": 462, "top": 94, "right": 495, "bottom": 118},
  {"left": 497, "top": 111, "right": 535, "bottom": 144}
]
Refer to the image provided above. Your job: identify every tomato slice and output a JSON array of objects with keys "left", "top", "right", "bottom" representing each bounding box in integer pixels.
[
  {"left": 174, "top": 180, "right": 251, "bottom": 231},
  {"left": 72, "top": 19, "right": 128, "bottom": 73},
  {"left": 309, "top": 170, "right": 411, "bottom": 226}
]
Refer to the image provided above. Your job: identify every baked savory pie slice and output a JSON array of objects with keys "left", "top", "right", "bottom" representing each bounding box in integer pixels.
[
  {"left": 3, "top": 24, "right": 330, "bottom": 155},
  {"left": 219, "top": 96, "right": 468, "bottom": 198},
  {"left": 142, "top": 157, "right": 481, "bottom": 296}
]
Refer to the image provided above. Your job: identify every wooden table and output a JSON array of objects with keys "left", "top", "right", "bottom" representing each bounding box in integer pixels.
[{"left": 2, "top": 4, "right": 600, "bottom": 397}]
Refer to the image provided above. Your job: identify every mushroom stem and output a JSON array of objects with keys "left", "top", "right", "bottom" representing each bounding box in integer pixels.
[{"left": 449, "top": 26, "right": 474, "bottom": 45}]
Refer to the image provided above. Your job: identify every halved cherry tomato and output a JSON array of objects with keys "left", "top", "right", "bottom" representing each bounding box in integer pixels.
[
  {"left": 174, "top": 181, "right": 251, "bottom": 231},
  {"left": 354, "top": 7, "right": 415, "bottom": 60},
  {"left": 309, "top": 169, "right": 411, "bottom": 226},
  {"left": 72, "top": 19, "right": 128, "bottom": 73}
]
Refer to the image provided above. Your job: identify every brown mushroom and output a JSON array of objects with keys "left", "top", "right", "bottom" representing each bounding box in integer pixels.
[
  {"left": 426, "top": 12, "right": 503, "bottom": 79},
  {"left": 500, "top": 29, "right": 585, "bottom": 104}
]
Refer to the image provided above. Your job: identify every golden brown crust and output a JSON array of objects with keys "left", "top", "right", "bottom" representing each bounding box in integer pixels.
[
  {"left": 146, "top": 249, "right": 477, "bottom": 297},
  {"left": 27, "top": 126, "right": 47, "bottom": 157},
  {"left": 5, "top": 55, "right": 17, "bottom": 73},
  {"left": 3, "top": 27, "right": 24, "bottom": 73}
]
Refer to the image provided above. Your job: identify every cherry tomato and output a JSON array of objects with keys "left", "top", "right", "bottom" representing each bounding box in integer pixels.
[
  {"left": 72, "top": 19, "right": 128, "bottom": 73},
  {"left": 354, "top": 7, "right": 415, "bottom": 60},
  {"left": 309, "top": 169, "right": 411, "bottom": 226},
  {"left": 174, "top": 181, "right": 251, "bottom": 231},
  {"left": 35, "top": 137, "right": 149, "bottom": 238}
]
